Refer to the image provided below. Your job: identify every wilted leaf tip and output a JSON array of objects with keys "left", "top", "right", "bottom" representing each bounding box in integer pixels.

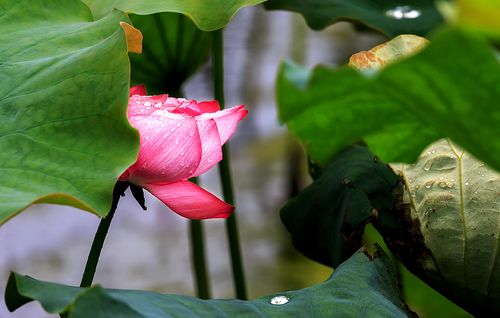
[{"left": 120, "top": 22, "right": 143, "bottom": 54}]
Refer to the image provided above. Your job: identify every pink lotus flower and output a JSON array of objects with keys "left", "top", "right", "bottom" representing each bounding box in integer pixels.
[{"left": 120, "top": 85, "right": 247, "bottom": 219}]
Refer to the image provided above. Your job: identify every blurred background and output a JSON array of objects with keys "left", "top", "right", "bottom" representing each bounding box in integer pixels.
[{"left": 0, "top": 5, "right": 470, "bottom": 318}]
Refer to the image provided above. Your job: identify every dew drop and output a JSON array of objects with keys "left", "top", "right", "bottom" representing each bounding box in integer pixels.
[
  {"left": 446, "top": 182, "right": 454, "bottom": 188},
  {"left": 270, "top": 296, "right": 289, "bottom": 305},
  {"left": 385, "top": 6, "right": 421, "bottom": 19},
  {"left": 438, "top": 181, "right": 447, "bottom": 189},
  {"left": 408, "top": 177, "right": 414, "bottom": 183},
  {"left": 423, "top": 162, "right": 431, "bottom": 171},
  {"left": 424, "top": 180, "right": 434, "bottom": 189},
  {"left": 465, "top": 182, "right": 469, "bottom": 186},
  {"left": 144, "top": 102, "right": 152, "bottom": 107},
  {"left": 431, "top": 149, "right": 436, "bottom": 154}
]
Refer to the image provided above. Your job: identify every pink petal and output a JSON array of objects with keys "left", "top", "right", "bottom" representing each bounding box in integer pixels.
[
  {"left": 124, "top": 113, "right": 202, "bottom": 184},
  {"left": 196, "top": 105, "right": 247, "bottom": 144},
  {"left": 198, "top": 100, "right": 220, "bottom": 113},
  {"left": 144, "top": 180, "right": 233, "bottom": 219},
  {"left": 129, "top": 85, "right": 147, "bottom": 96},
  {"left": 191, "top": 118, "right": 222, "bottom": 177},
  {"left": 128, "top": 94, "right": 170, "bottom": 117}
]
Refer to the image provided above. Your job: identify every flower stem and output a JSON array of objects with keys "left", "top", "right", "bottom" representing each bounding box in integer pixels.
[
  {"left": 189, "top": 220, "right": 211, "bottom": 299},
  {"left": 212, "top": 28, "right": 247, "bottom": 300},
  {"left": 188, "top": 177, "right": 211, "bottom": 299},
  {"left": 80, "top": 182, "right": 127, "bottom": 287}
]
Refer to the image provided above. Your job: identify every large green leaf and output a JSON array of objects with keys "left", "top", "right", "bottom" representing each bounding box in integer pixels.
[
  {"left": 0, "top": 0, "right": 139, "bottom": 224},
  {"left": 277, "top": 28, "right": 500, "bottom": 172},
  {"left": 264, "top": 0, "right": 443, "bottom": 37},
  {"left": 5, "top": 248, "right": 412, "bottom": 317},
  {"left": 381, "top": 139, "right": 500, "bottom": 316},
  {"left": 281, "top": 145, "right": 401, "bottom": 267},
  {"left": 129, "top": 13, "right": 211, "bottom": 95},
  {"left": 82, "top": 0, "right": 267, "bottom": 32}
]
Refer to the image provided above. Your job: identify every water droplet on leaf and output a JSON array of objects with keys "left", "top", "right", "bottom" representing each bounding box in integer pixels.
[
  {"left": 385, "top": 6, "right": 421, "bottom": 19},
  {"left": 270, "top": 296, "right": 289, "bottom": 305}
]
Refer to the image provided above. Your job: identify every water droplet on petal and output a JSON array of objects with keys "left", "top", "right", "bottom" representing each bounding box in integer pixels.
[
  {"left": 438, "top": 181, "right": 447, "bottom": 189},
  {"left": 270, "top": 296, "right": 289, "bottom": 305},
  {"left": 431, "top": 149, "right": 436, "bottom": 154},
  {"left": 144, "top": 102, "right": 152, "bottom": 107},
  {"left": 446, "top": 182, "right": 454, "bottom": 188},
  {"left": 385, "top": 6, "right": 421, "bottom": 19},
  {"left": 154, "top": 103, "right": 162, "bottom": 108},
  {"left": 424, "top": 180, "right": 433, "bottom": 189}
]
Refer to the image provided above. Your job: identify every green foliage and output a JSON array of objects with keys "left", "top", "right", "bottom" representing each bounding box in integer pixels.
[
  {"left": 264, "top": 0, "right": 443, "bottom": 37},
  {"left": 81, "top": 0, "right": 267, "bottom": 31},
  {"left": 0, "top": 0, "right": 139, "bottom": 224},
  {"left": 129, "top": 13, "right": 211, "bottom": 95},
  {"left": 5, "top": 249, "right": 412, "bottom": 317},
  {"left": 277, "top": 28, "right": 500, "bottom": 172},
  {"left": 281, "top": 145, "right": 401, "bottom": 267},
  {"left": 385, "top": 139, "right": 500, "bottom": 316}
]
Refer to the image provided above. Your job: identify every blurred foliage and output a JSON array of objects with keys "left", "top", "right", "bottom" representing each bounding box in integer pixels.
[
  {"left": 277, "top": 28, "right": 500, "bottom": 172},
  {"left": 82, "top": 0, "right": 266, "bottom": 31},
  {"left": 264, "top": 0, "right": 443, "bottom": 37}
]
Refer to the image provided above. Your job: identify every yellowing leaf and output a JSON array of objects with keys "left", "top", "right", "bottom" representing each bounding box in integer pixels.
[
  {"left": 349, "top": 35, "right": 429, "bottom": 71},
  {"left": 389, "top": 139, "right": 500, "bottom": 315},
  {"left": 120, "top": 22, "right": 143, "bottom": 53}
]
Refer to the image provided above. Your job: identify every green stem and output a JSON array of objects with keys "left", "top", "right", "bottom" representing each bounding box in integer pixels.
[
  {"left": 189, "top": 220, "right": 211, "bottom": 299},
  {"left": 212, "top": 29, "right": 247, "bottom": 300},
  {"left": 188, "top": 177, "right": 211, "bottom": 299},
  {"left": 80, "top": 182, "right": 127, "bottom": 287}
]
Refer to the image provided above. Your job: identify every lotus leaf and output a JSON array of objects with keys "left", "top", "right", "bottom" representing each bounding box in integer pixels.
[{"left": 384, "top": 140, "right": 500, "bottom": 316}]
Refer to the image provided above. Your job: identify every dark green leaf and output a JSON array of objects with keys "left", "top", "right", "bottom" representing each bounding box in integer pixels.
[
  {"left": 5, "top": 248, "right": 411, "bottom": 317},
  {"left": 277, "top": 28, "right": 500, "bottom": 172},
  {"left": 264, "top": 0, "right": 443, "bottom": 37},
  {"left": 281, "top": 145, "right": 401, "bottom": 267},
  {"left": 129, "top": 13, "right": 211, "bottom": 96},
  {"left": 82, "top": 0, "right": 267, "bottom": 31},
  {"left": 0, "top": 0, "right": 139, "bottom": 224}
]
